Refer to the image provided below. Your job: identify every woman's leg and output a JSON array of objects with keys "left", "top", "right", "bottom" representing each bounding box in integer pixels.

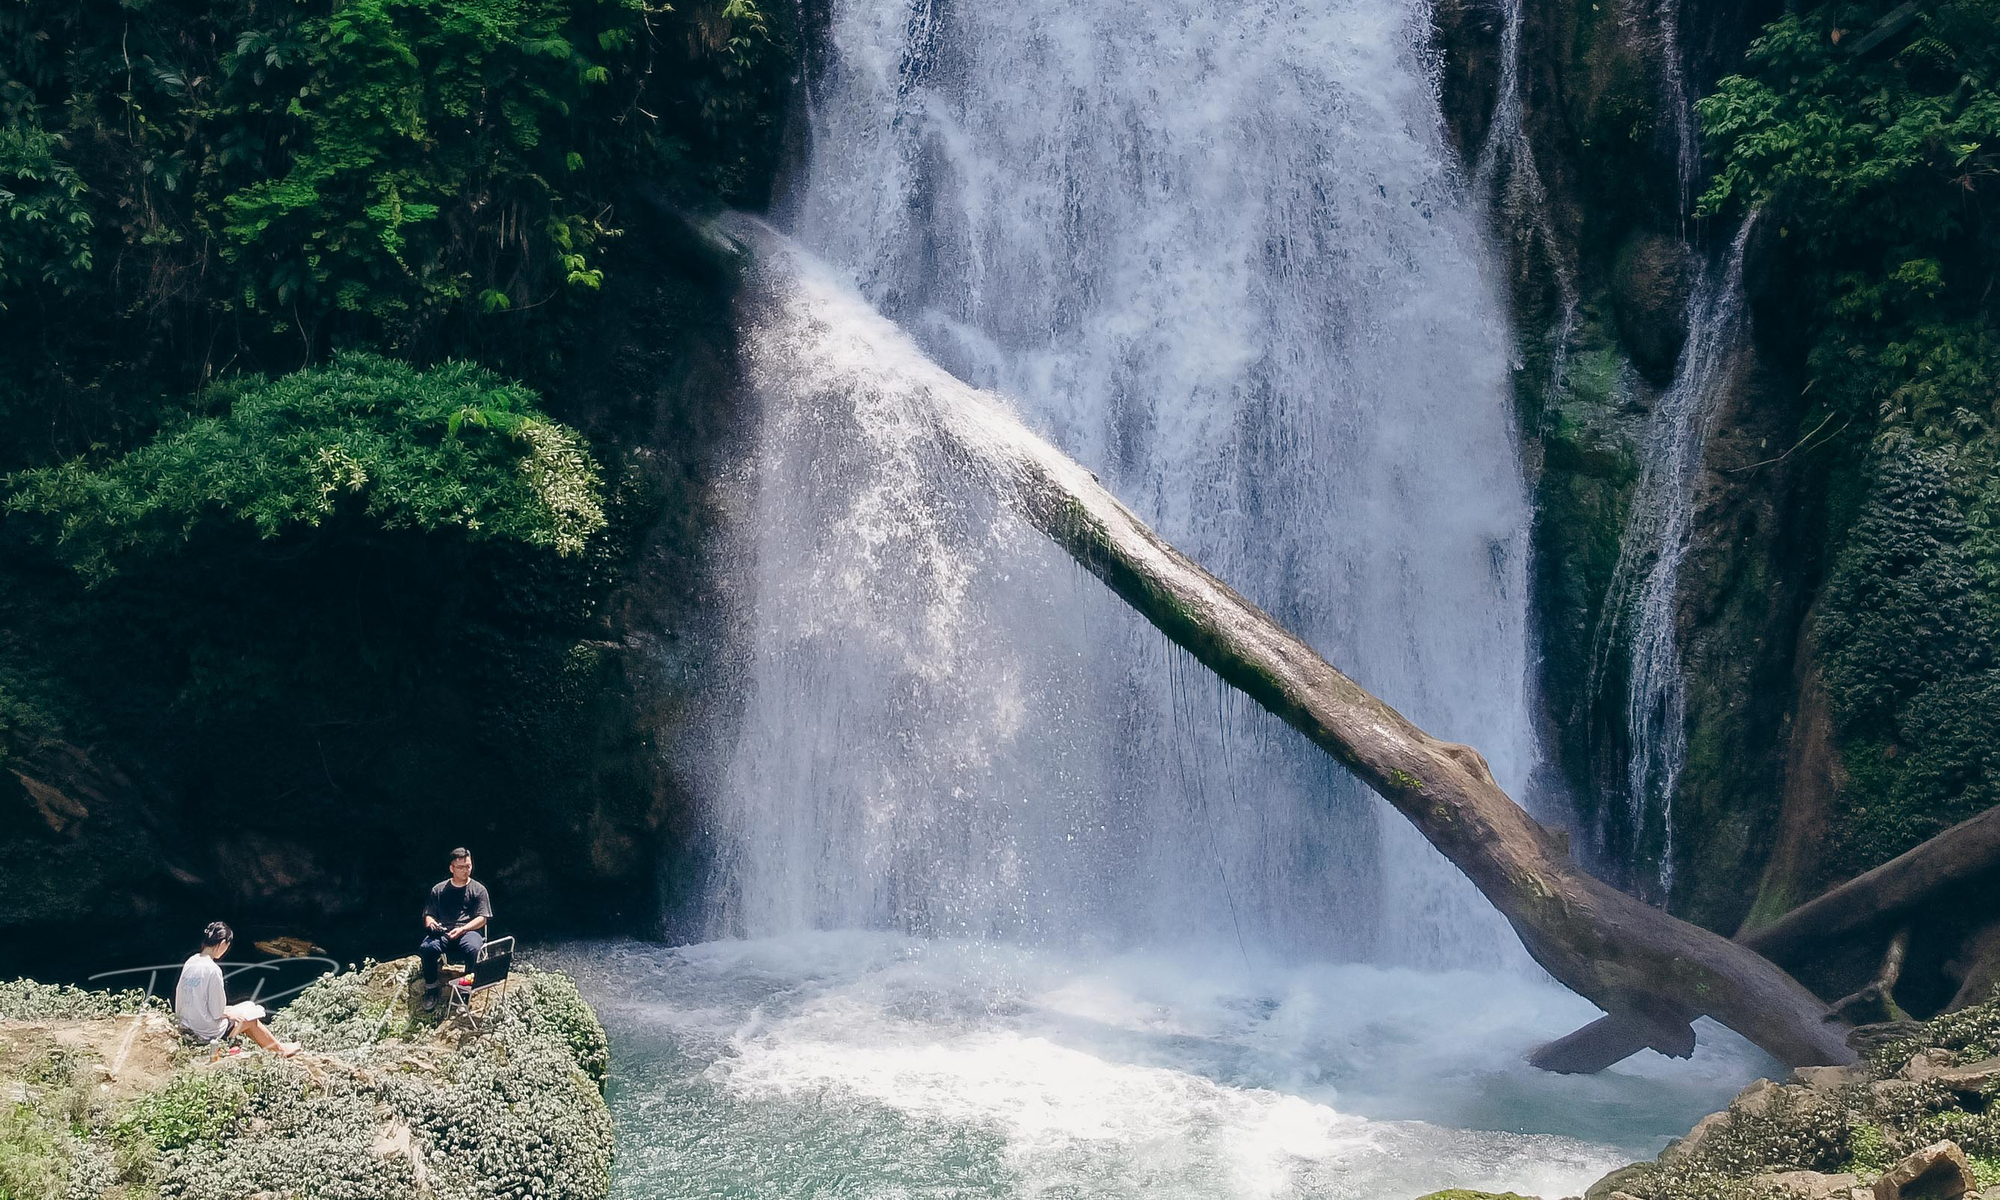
[{"left": 239, "top": 1019, "right": 301, "bottom": 1057}]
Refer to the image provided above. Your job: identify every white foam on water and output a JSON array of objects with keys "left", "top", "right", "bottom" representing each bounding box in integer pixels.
[{"left": 550, "top": 936, "right": 1774, "bottom": 1200}]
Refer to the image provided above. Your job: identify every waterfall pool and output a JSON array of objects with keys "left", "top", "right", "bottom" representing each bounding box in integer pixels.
[{"left": 544, "top": 935, "right": 1770, "bottom": 1200}]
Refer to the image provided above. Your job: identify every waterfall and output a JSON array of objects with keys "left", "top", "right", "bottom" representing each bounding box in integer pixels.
[
  {"left": 556, "top": 6, "right": 1781, "bottom": 1191},
  {"left": 1593, "top": 220, "right": 1754, "bottom": 898},
  {"left": 1654, "top": 0, "right": 1702, "bottom": 219},
  {"left": 704, "top": 0, "right": 1546, "bottom": 969}
]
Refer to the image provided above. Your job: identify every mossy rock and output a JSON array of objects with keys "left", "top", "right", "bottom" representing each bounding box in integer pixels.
[
  {"left": 1609, "top": 232, "right": 1693, "bottom": 383},
  {"left": 1589, "top": 993, "right": 2000, "bottom": 1200},
  {"left": 0, "top": 956, "right": 612, "bottom": 1200}
]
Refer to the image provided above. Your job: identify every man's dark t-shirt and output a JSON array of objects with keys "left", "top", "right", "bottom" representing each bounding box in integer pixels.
[{"left": 425, "top": 879, "right": 493, "bottom": 930}]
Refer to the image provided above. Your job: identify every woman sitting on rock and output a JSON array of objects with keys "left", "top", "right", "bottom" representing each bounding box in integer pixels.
[{"left": 174, "top": 921, "right": 301, "bottom": 1057}]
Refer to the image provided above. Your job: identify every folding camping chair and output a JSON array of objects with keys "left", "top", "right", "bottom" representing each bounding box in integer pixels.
[{"left": 445, "top": 935, "right": 515, "bottom": 1029}]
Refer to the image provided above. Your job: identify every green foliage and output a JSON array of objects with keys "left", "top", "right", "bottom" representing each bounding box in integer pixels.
[
  {"left": 1819, "top": 445, "right": 1992, "bottom": 728},
  {"left": 6, "top": 353, "right": 607, "bottom": 583},
  {"left": 0, "top": 118, "right": 92, "bottom": 301},
  {"left": 0, "top": 978, "right": 159, "bottom": 1021},
  {"left": 0, "top": 0, "right": 798, "bottom": 459},
  {"left": 0, "top": 1103, "right": 68, "bottom": 1200},
  {"left": 1696, "top": 0, "right": 1999, "bottom": 452},
  {"left": 1699, "top": 2, "right": 2000, "bottom": 881},
  {"left": 213, "top": 0, "right": 640, "bottom": 329},
  {"left": 1818, "top": 442, "right": 2000, "bottom": 874},
  {"left": 0, "top": 962, "right": 613, "bottom": 1199},
  {"left": 122, "top": 1072, "right": 248, "bottom": 1153},
  {"left": 506, "top": 970, "right": 612, "bottom": 1087}
]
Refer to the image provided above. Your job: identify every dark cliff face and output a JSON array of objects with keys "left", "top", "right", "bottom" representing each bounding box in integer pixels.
[
  {"left": 0, "top": 203, "right": 753, "bottom": 977},
  {"left": 1435, "top": 0, "right": 1822, "bottom": 931}
]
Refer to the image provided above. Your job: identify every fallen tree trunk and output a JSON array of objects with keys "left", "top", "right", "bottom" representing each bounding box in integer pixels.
[
  {"left": 723, "top": 223, "right": 1857, "bottom": 1069},
  {"left": 1537, "top": 803, "right": 2000, "bottom": 1070},
  {"left": 1749, "top": 805, "right": 2000, "bottom": 967},
  {"left": 1528, "top": 1010, "right": 1696, "bottom": 1073},
  {"left": 1019, "top": 462, "right": 1854, "bottom": 1067}
]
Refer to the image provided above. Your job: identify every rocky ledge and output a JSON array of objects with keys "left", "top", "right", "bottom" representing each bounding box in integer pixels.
[
  {"left": 0, "top": 957, "right": 612, "bottom": 1200},
  {"left": 1430, "top": 996, "right": 2000, "bottom": 1200}
]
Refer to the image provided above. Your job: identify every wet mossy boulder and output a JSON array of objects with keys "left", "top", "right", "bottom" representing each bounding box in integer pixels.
[
  {"left": 1610, "top": 232, "right": 1694, "bottom": 383},
  {"left": 0, "top": 957, "right": 612, "bottom": 1200}
]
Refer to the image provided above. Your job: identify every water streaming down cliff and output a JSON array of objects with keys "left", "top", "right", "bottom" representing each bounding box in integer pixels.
[
  {"left": 1475, "top": 0, "right": 1581, "bottom": 446},
  {"left": 709, "top": 0, "right": 1544, "bottom": 968},
  {"left": 1594, "top": 222, "right": 1755, "bottom": 898}
]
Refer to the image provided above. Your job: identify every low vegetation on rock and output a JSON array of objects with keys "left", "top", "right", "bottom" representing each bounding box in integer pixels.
[
  {"left": 1588, "top": 994, "right": 2000, "bottom": 1200},
  {"left": 0, "top": 958, "right": 612, "bottom": 1200}
]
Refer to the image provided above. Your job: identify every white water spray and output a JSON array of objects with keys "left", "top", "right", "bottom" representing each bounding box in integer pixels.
[{"left": 708, "top": 0, "right": 1547, "bottom": 968}]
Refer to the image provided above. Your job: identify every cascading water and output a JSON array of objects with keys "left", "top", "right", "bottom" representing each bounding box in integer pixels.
[
  {"left": 555, "top": 4, "right": 1773, "bottom": 1195},
  {"left": 726, "top": 0, "right": 1539, "bottom": 968},
  {"left": 1654, "top": 0, "right": 1703, "bottom": 219},
  {"left": 1476, "top": 0, "right": 1581, "bottom": 458},
  {"left": 1594, "top": 222, "right": 1755, "bottom": 898}
]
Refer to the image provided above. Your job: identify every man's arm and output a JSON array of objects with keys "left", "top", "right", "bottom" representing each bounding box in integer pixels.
[{"left": 422, "top": 885, "right": 444, "bottom": 932}]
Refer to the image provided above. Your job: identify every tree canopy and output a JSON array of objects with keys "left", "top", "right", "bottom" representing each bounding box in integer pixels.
[{"left": 6, "top": 353, "right": 607, "bottom": 584}]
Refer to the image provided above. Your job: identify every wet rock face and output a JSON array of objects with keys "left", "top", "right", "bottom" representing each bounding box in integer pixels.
[
  {"left": 1610, "top": 233, "right": 1693, "bottom": 383},
  {"left": 1431, "top": 0, "right": 1504, "bottom": 159},
  {"left": 1429, "top": 0, "right": 1824, "bottom": 922},
  {"left": 1668, "top": 325, "right": 1811, "bottom": 932}
]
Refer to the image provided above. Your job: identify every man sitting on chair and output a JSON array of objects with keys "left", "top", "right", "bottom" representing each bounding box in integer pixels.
[{"left": 419, "top": 846, "right": 493, "bottom": 1011}]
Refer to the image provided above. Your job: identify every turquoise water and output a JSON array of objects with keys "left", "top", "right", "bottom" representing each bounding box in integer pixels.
[{"left": 547, "top": 935, "right": 1771, "bottom": 1199}]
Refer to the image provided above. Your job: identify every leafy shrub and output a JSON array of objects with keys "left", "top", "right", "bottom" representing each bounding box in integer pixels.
[
  {"left": 3, "top": 961, "right": 613, "bottom": 1199},
  {"left": 213, "top": 0, "right": 643, "bottom": 330},
  {"left": 1696, "top": 0, "right": 1998, "bottom": 451},
  {"left": 0, "top": 119, "right": 92, "bottom": 301},
  {"left": 503, "top": 970, "right": 612, "bottom": 1087},
  {"left": 7, "top": 352, "right": 607, "bottom": 583},
  {"left": 123, "top": 1072, "right": 249, "bottom": 1153},
  {"left": 0, "top": 978, "right": 159, "bottom": 1021}
]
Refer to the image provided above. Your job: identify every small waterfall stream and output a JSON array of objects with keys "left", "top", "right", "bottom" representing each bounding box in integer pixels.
[{"left": 1595, "top": 221, "right": 1754, "bottom": 898}]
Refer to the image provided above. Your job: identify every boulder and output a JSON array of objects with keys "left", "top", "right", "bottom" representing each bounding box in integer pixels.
[
  {"left": 1586, "top": 1164, "right": 1654, "bottom": 1200},
  {"left": 1930, "top": 1056, "right": 2000, "bottom": 1095},
  {"left": 1732, "top": 1078, "right": 1784, "bottom": 1117},
  {"left": 1609, "top": 231, "right": 1694, "bottom": 383},
  {"left": 1792, "top": 1064, "right": 1867, "bottom": 1092},
  {"left": 1752, "top": 1171, "right": 1861, "bottom": 1199},
  {"left": 1659, "top": 1111, "right": 1733, "bottom": 1164},
  {"left": 1872, "top": 1141, "right": 1974, "bottom": 1200}
]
